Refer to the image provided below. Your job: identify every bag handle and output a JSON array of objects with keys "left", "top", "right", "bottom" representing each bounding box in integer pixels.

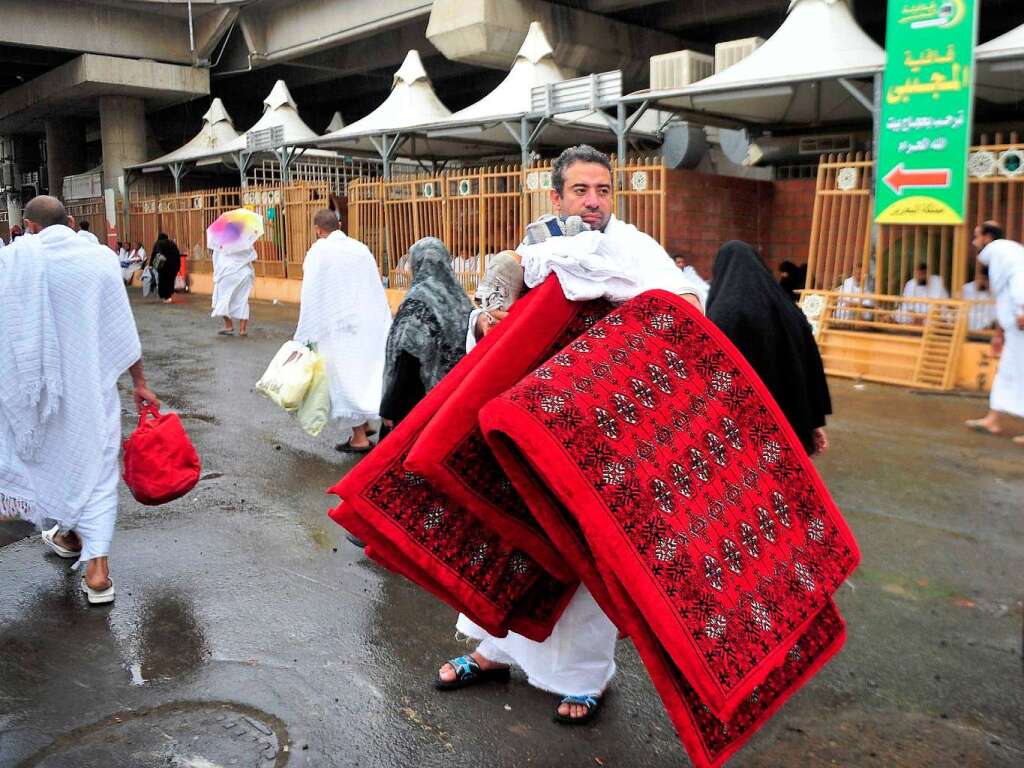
[{"left": 138, "top": 404, "right": 161, "bottom": 427}]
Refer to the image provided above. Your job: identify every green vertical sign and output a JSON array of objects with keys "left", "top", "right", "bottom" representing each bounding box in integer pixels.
[{"left": 875, "top": 0, "right": 979, "bottom": 225}]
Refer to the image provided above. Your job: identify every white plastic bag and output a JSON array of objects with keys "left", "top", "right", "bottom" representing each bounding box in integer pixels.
[
  {"left": 141, "top": 266, "right": 158, "bottom": 297},
  {"left": 256, "top": 341, "right": 317, "bottom": 412},
  {"left": 296, "top": 355, "right": 331, "bottom": 436}
]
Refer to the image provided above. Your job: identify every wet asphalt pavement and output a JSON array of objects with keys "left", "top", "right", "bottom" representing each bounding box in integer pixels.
[{"left": 1, "top": 292, "right": 1021, "bottom": 768}]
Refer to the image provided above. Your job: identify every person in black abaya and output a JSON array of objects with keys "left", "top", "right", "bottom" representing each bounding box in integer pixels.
[
  {"left": 150, "top": 233, "right": 182, "bottom": 303},
  {"left": 707, "top": 241, "right": 832, "bottom": 455},
  {"left": 379, "top": 237, "right": 474, "bottom": 429}
]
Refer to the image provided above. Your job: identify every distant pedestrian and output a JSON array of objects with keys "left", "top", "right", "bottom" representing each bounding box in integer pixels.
[
  {"left": 671, "top": 252, "right": 709, "bottom": 295},
  {"left": 0, "top": 195, "right": 159, "bottom": 604},
  {"left": 210, "top": 237, "right": 255, "bottom": 336},
  {"left": 707, "top": 240, "right": 832, "bottom": 455},
  {"left": 294, "top": 209, "right": 392, "bottom": 453},
  {"left": 965, "top": 222, "right": 1024, "bottom": 444},
  {"left": 150, "top": 233, "right": 181, "bottom": 304},
  {"left": 77, "top": 219, "right": 100, "bottom": 245}
]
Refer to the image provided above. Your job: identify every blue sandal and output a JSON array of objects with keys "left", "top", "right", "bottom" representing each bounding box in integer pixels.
[
  {"left": 553, "top": 694, "right": 602, "bottom": 725},
  {"left": 435, "top": 655, "right": 511, "bottom": 690}
]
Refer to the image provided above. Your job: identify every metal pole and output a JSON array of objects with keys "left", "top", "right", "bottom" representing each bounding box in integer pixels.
[
  {"left": 187, "top": 0, "right": 195, "bottom": 53},
  {"left": 172, "top": 164, "right": 182, "bottom": 194},
  {"left": 616, "top": 102, "right": 627, "bottom": 162},
  {"left": 870, "top": 72, "right": 882, "bottom": 282},
  {"left": 520, "top": 117, "right": 530, "bottom": 170}
]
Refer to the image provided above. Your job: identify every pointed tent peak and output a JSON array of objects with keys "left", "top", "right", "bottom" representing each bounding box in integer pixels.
[
  {"left": 326, "top": 111, "right": 345, "bottom": 133},
  {"left": 517, "top": 21, "right": 555, "bottom": 66},
  {"left": 202, "top": 98, "right": 233, "bottom": 127},
  {"left": 263, "top": 80, "right": 298, "bottom": 112},
  {"left": 393, "top": 50, "right": 430, "bottom": 88}
]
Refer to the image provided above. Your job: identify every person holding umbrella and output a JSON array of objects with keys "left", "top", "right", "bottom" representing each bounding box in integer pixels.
[{"left": 208, "top": 209, "right": 262, "bottom": 337}]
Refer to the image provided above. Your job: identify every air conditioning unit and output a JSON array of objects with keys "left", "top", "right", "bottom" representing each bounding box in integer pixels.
[
  {"left": 649, "top": 50, "right": 714, "bottom": 91},
  {"left": 798, "top": 134, "right": 854, "bottom": 155},
  {"left": 714, "top": 37, "right": 765, "bottom": 73}
]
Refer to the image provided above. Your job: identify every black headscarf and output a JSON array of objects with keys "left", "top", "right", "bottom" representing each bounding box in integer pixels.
[
  {"left": 383, "top": 238, "right": 474, "bottom": 397},
  {"left": 706, "top": 241, "right": 831, "bottom": 455}
]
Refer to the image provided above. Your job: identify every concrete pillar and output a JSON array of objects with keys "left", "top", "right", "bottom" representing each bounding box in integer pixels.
[
  {"left": 45, "top": 118, "right": 86, "bottom": 200},
  {"left": 99, "top": 95, "right": 147, "bottom": 201}
]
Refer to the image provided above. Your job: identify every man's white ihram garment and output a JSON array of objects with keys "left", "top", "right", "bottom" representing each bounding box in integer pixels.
[
  {"left": 211, "top": 245, "right": 256, "bottom": 320},
  {"left": 456, "top": 215, "right": 706, "bottom": 697},
  {"left": 0, "top": 225, "right": 140, "bottom": 565},
  {"left": 980, "top": 239, "right": 1024, "bottom": 417},
  {"left": 77, "top": 229, "right": 100, "bottom": 245},
  {"left": 294, "top": 230, "right": 392, "bottom": 427}
]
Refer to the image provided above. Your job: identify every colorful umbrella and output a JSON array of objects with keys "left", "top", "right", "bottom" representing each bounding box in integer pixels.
[{"left": 207, "top": 208, "right": 264, "bottom": 252}]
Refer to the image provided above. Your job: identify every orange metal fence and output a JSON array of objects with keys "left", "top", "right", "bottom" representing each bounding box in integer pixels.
[
  {"left": 122, "top": 183, "right": 330, "bottom": 278},
  {"left": 349, "top": 157, "right": 666, "bottom": 292}
]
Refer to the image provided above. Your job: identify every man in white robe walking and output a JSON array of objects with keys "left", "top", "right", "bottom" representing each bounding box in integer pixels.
[
  {"left": 965, "top": 221, "right": 1024, "bottom": 444},
  {"left": 211, "top": 240, "right": 257, "bottom": 337},
  {"left": 441, "top": 145, "right": 706, "bottom": 724},
  {"left": 0, "top": 196, "right": 159, "bottom": 604},
  {"left": 294, "top": 209, "right": 392, "bottom": 453}
]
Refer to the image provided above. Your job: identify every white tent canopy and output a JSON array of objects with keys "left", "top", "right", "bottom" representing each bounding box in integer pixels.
[
  {"left": 325, "top": 111, "right": 345, "bottom": 133},
  {"left": 976, "top": 23, "right": 1024, "bottom": 104},
  {"left": 308, "top": 23, "right": 663, "bottom": 170},
  {"left": 310, "top": 50, "right": 456, "bottom": 159},
  {"left": 219, "top": 80, "right": 320, "bottom": 155},
  {"left": 622, "top": 0, "right": 884, "bottom": 127},
  {"left": 419, "top": 22, "right": 661, "bottom": 147},
  {"left": 131, "top": 98, "right": 240, "bottom": 171}
]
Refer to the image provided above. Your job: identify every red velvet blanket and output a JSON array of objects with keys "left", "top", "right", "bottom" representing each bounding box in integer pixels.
[{"left": 329, "top": 278, "right": 858, "bottom": 768}]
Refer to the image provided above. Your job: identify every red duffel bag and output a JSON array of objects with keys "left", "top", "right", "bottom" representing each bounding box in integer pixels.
[{"left": 123, "top": 406, "right": 201, "bottom": 505}]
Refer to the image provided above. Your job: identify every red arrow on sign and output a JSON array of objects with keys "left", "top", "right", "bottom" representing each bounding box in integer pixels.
[{"left": 883, "top": 163, "right": 951, "bottom": 194}]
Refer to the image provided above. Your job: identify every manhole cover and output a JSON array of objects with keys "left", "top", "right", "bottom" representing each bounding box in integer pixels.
[{"left": 18, "top": 700, "right": 289, "bottom": 768}]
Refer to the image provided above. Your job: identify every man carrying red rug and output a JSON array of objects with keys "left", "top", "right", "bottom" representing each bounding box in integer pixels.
[{"left": 438, "top": 145, "right": 708, "bottom": 723}]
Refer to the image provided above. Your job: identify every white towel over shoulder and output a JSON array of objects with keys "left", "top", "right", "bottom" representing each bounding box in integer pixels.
[{"left": 520, "top": 215, "right": 708, "bottom": 306}]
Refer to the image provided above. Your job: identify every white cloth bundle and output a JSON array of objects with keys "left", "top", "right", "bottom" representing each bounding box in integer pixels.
[{"left": 519, "top": 215, "right": 708, "bottom": 306}]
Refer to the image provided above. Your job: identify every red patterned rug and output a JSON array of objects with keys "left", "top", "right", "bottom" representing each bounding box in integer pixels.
[{"left": 329, "top": 278, "right": 859, "bottom": 767}]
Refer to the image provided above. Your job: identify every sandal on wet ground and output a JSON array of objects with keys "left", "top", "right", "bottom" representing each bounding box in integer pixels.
[
  {"left": 335, "top": 441, "right": 372, "bottom": 454},
  {"left": 81, "top": 578, "right": 115, "bottom": 605},
  {"left": 435, "top": 655, "right": 511, "bottom": 690},
  {"left": 217, "top": 329, "right": 234, "bottom": 336},
  {"left": 42, "top": 525, "right": 80, "bottom": 559},
  {"left": 553, "top": 694, "right": 602, "bottom": 725}
]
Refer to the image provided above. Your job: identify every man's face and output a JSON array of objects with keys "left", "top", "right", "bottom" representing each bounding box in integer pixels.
[
  {"left": 972, "top": 227, "right": 992, "bottom": 252},
  {"left": 673, "top": 256, "right": 687, "bottom": 270},
  {"left": 915, "top": 266, "right": 927, "bottom": 285},
  {"left": 551, "top": 161, "right": 612, "bottom": 231}
]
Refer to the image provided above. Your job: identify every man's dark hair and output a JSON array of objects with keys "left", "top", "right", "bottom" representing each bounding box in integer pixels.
[
  {"left": 314, "top": 208, "right": 339, "bottom": 232},
  {"left": 980, "top": 221, "right": 1004, "bottom": 240},
  {"left": 917, "top": 262, "right": 928, "bottom": 270},
  {"left": 79, "top": 220, "right": 90, "bottom": 231},
  {"left": 22, "top": 195, "right": 68, "bottom": 228},
  {"left": 552, "top": 145, "right": 612, "bottom": 195}
]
